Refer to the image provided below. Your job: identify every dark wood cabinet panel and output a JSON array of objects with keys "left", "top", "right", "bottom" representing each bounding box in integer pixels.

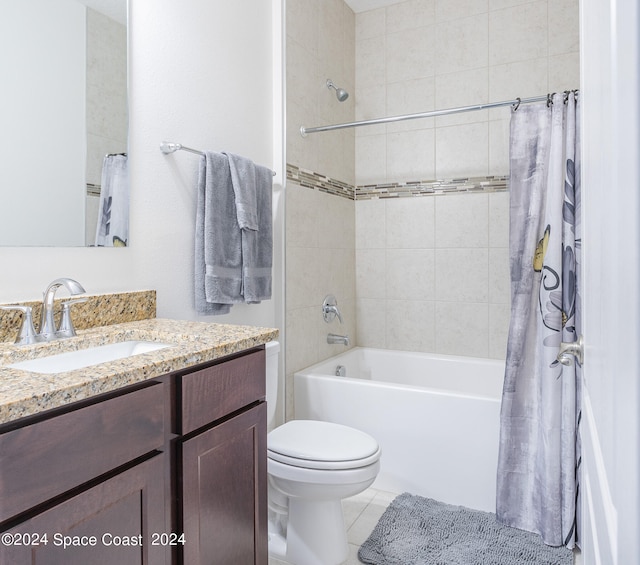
[
  {"left": 0, "top": 382, "right": 165, "bottom": 523},
  {"left": 0, "top": 345, "right": 269, "bottom": 565},
  {"left": 179, "top": 349, "right": 265, "bottom": 434},
  {"left": 0, "top": 455, "right": 167, "bottom": 565},
  {"left": 181, "top": 402, "right": 267, "bottom": 565}
]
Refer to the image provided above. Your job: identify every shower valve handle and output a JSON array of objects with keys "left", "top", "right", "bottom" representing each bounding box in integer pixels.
[{"left": 322, "top": 295, "right": 343, "bottom": 324}]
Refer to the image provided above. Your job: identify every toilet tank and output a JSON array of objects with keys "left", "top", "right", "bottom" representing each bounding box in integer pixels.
[{"left": 265, "top": 341, "right": 280, "bottom": 431}]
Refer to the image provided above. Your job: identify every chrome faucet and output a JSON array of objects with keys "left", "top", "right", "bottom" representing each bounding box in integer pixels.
[
  {"left": 327, "top": 333, "right": 350, "bottom": 346},
  {"left": 39, "top": 278, "right": 86, "bottom": 341},
  {"left": 322, "top": 295, "right": 344, "bottom": 324}
]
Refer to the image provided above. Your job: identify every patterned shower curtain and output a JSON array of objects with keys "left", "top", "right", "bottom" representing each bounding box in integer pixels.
[{"left": 496, "top": 91, "right": 581, "bottom": 548}]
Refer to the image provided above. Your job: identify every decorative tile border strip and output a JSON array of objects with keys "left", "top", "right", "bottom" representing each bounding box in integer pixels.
[
  {"left": 286, "top": 163, "right": 508, "bottom": 201},
  {"left": 355, "top": 175, "right": 509, "bottom": 199},
  {"left": 286, "top": 164, "right": 355, "bottom": 200},
  {"left": 87, "top": 183, "right": 101, "bottom": 197}
]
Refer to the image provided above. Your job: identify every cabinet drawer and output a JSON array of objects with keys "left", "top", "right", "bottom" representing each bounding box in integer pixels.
[
  {"left": 180, "top": 349, "right": 265, "bottom": 435},
  {"left": 0, "top": 382, "right": 165, "bottom": 523}
]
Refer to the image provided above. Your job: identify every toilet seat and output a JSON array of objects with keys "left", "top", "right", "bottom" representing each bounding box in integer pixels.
[{"left": 267, "top": 420, "right": 381, "bottom": 471}]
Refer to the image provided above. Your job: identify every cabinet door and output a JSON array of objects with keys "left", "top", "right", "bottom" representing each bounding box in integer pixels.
[
  {"left": 181, "top": 402, "right": 267, "bottom": 565},
  {"left": 0, "top": 455, "right": 167, "bottom": 565}
]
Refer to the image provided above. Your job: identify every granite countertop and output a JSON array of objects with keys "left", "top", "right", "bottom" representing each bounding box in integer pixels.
[{"left": 0, "top": 318, "right": 278, "bottom": 425}]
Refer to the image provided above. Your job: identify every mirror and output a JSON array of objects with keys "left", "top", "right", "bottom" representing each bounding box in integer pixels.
[{"left": 0, "top": 0, "right": 128, "bottom": 247}]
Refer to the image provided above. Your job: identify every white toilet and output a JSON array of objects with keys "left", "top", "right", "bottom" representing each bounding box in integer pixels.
[{"left": 265, "top": 341, "right": 381, "bottom": 565}]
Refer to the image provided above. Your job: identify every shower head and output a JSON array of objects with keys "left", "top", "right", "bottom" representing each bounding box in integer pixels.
[{"left": 326, "top": 79, "right": 349, "bottom": 102}]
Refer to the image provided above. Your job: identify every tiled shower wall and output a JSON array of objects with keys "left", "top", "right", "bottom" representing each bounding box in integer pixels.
[
  {"left": 356, "top": 191, "right": 510, "bottom": 358},
  {"left": 354, "top": 0, "right": 580, "bottom": 184},
  {"left": 286, "top": 0, "right": 581, "bottom": 386},
  {"left": 285, "top": 0, "right": 356, "bottom": 409},
  {"left": 353, "top": 0, "right": 580, "bottom": 358}
]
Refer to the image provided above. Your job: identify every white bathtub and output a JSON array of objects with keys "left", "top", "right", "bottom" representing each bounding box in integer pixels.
[{"left": 294, "top": 347, "right": 504, "bottom": 512}]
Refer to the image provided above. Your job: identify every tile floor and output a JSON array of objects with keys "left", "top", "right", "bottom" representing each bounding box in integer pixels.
[{"left": 269, "top": 487, "right": 584, "bottom": 565}]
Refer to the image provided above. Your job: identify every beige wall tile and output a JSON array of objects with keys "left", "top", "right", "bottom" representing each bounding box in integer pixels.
[
  {"left": 317, "top": 191, "right": 356, "bottom": 249},
  {"left": 386, "top": 299, "right": 436, "bottom": 351},
  {"left": 386, "top": 0, "right": 435, "bottom": 33},
  {"left": 356, "top": 84, "right": 387, "bottom": 136},
  {"left": 435, "top": 122, "right": 489, "bottom": 178},
  {"left": 489, "top": 302, "right": 510, "bottom": 359},
  {"left": 488, "top": 191, "right": 509, "bottom": 247},
  {"left": 434, "top": 68, "right": 489, "bottom": 128},
  {"left": 356, "top": 36, "right": 386, "bottom": 88},
  {"left": 356, "top": 298, "right": 387, "bottom": 347},
  {"left": 435, "top": 248, "right": 489, "bottom": 302},
  {"left": 548, "top": 52, "right": 580, "bottom": 93},
  {"left": 489, "top": 247, "right": 510, "bottom": 304},
  {"left": 286, "top": 184, "right": 319, "bottom": 248},
  {"left": 286, "top": 246, "right": 324, "bottom": 310},
  {"left": 488, "top": 58, "right": 549, "bottom": 102},
  {"left": 386, "top": 128, "right": 436, "bottom": 182},
  {"left": 435, "top": 192, "right": 489, "bottom": 248},
  {"left": 386, "top": 27, "right": 435, "bottom": 83},
  {"left": 489, "top": 2, "right": 548, "bottom": 66},
  {"left": 356, "top": 199, "right": 386, "bottom": 249},
  {"left": 386, "top": 77, "right": 435, "bottom": 133},
  {"left": 357, "top": 249, "right": 387, "bottom": 299},
  {"left": 386, "top": 197, "right": 435, "bottom": 248},
  {"left": 356, "top": 134, "right": 387, "bottom": 184},
  {"left": 286, "top": 306, "right": 319, "bottom": 374},
  {"left": 548, "top": 0, "right": 580, "bottom": 56},
  {"left": 386, "top": 248, "right": 436, "bottom": 299},
  {"left": 320, "top": 247, "right": 357, "bottom": 303},
  {"left": 489, "top": 119, "right": 510, "bottom": 175},
  {"left": 489, "top": 0, "right": 533, "bottom": 9},
  {"left": 286, "top": 0, "right": 318, "bottom": 56},
  {"left": 435, "top": 301, "right": 489, "bottom": 357},
  {"left": 356, "top": 7, "right": 385, "bottom": 41},
  {"left": 435, "top": 0, "right": 488, "bottom": 22},
  {"left": 436, "top": 13, "right": 489, "bottom": 74}
]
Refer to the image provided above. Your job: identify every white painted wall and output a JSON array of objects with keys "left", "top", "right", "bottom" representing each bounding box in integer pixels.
[{"left": 0, "top": 0, "right": 284, "bottom": 335}]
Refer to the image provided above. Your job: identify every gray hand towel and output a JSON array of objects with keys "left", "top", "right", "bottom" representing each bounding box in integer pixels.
[
  {"left": 226, "top": 152, "right": 259, "bottom": 230},
  {"left": 225, "top": 154, "right": 273, "bottom": 303},
  {"left": 194, "top": 152, "right": 242, "bottom": 314}
]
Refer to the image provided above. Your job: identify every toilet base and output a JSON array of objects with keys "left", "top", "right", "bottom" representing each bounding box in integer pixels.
[{"left": 268, "top": 498, "right": 349, "bottom": 565}]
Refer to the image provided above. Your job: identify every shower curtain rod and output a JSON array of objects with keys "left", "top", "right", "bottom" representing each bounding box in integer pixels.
[{"left": 300, "top": 92, "right": 576, "bottom": 136}]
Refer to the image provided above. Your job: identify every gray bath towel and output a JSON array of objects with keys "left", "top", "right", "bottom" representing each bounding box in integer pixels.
[
  {"left": 195, "top": 151, "right": 272, "bottom": 314},
  {"left": 225, "top": 153, "right": 273, "bottom": 303},
  {"left": 195, "top": 152, "right": 241, "bottom": 314}
]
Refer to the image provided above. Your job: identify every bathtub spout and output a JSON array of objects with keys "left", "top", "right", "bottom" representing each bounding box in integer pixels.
[{"left": 327, "top": 333, "right": 350, "bottom": 346}]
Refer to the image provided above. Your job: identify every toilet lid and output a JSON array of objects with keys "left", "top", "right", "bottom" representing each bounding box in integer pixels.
[{"left": 267, "top": 420, "right": 380, "bottom": 466}]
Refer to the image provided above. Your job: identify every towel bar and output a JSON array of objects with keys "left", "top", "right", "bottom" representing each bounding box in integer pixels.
[{"left": 160, "top": 141, "right": 276, "bottom": 176}]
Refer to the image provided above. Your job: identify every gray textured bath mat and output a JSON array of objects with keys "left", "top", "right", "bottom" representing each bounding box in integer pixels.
[{"left": 358, "top": 493, "right": 573, "bottom": 565}]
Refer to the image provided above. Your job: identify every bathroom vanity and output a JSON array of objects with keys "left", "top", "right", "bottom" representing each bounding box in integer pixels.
[{"left": 0, "top": 318, "right": 277, "bottom": 565}]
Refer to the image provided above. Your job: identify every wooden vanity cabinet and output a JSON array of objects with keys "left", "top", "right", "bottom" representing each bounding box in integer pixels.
[
  {"left": 1, "top": 455, "right": 167, "bottom": 565},
  {"left": 0, "top": 344, "right": 269, "bottom": 565},
  {"left": 175, "top": 347, "right": 268, "bottom": 565},
  {"left": 0, "top": 381, "right": 169, "bottom": 565}
]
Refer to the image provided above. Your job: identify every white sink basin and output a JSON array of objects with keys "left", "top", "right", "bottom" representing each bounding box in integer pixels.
[{"left": 8, "top": 341, "right": 173, "bottom": 375}]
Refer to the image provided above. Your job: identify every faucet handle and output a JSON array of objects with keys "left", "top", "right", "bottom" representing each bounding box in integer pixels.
[
  {"left": 56, "top": 298, "right": 87, "bottom": 339},
  {"left": 322, "top": 295, "right": 344, "bottom": 324},
  {"left": 0, "top": 305, "right": 40, "bottom": 345}
]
